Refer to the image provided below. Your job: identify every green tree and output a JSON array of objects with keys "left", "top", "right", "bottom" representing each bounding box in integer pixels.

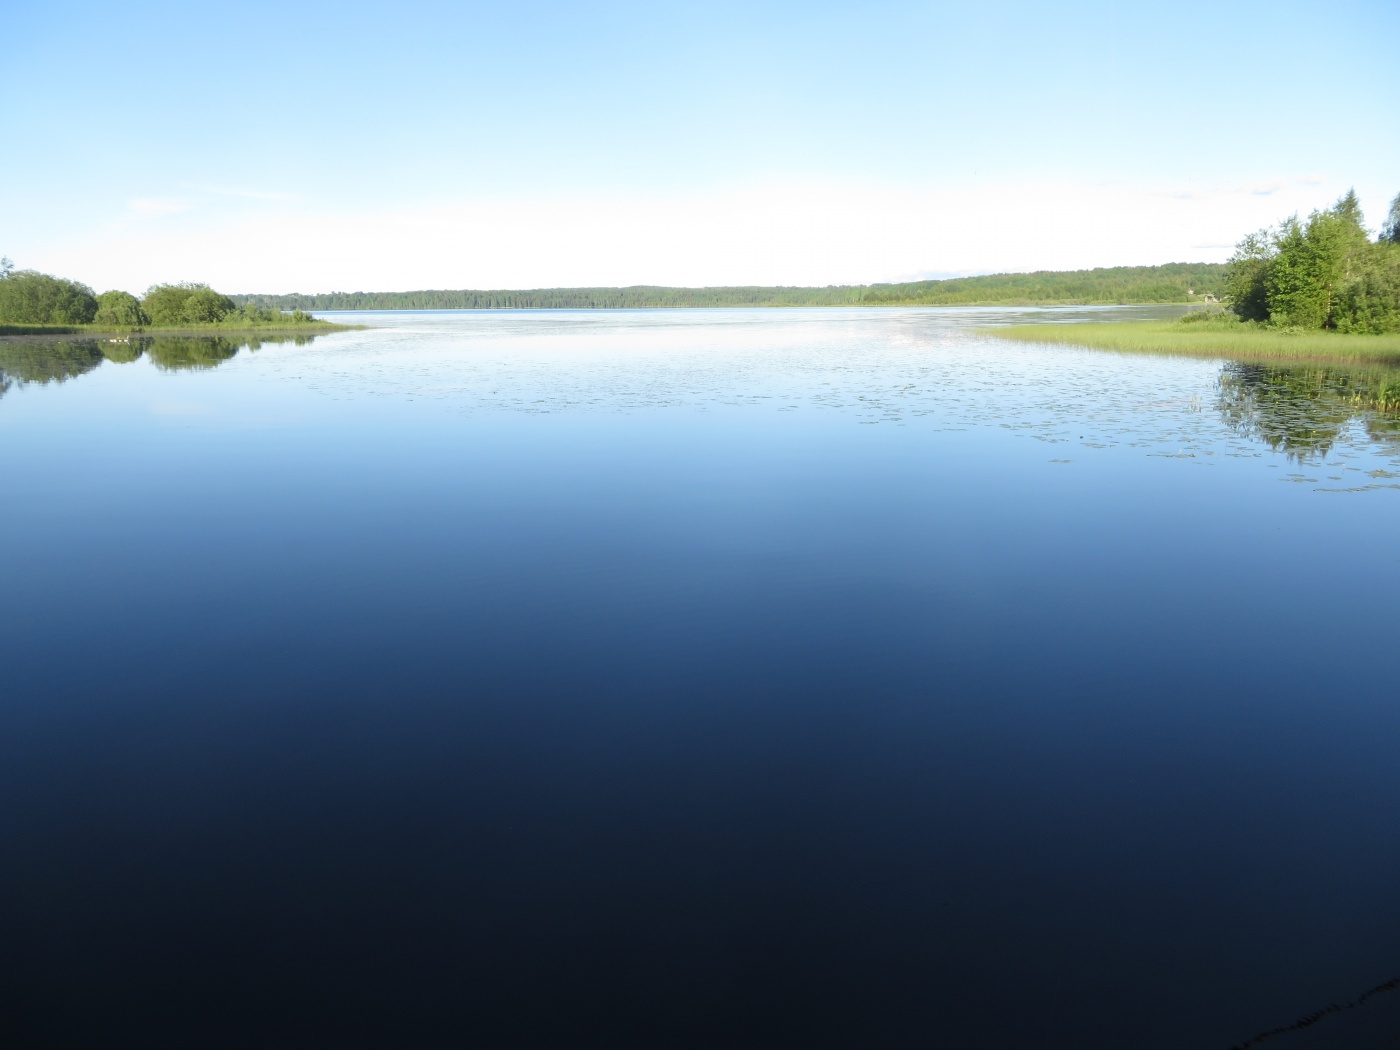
[
  {"left": 0, "top": 256, "right": 13, "bottom": 279},
  {"left": 94, "top": 290, "right": 150, "bottom": 327},
  {"left": 1225, "top": 230, "right": 1273, "bottom": 322},
  {"left": 1332, "top": 242, "right": 1400, "bottom": 333},
  {"left": 1265, "top": 217, "right": 1336, "bottom": 327},
  {"left": 1248, "top": 191, "right": 1372, "bottom": 329},
  {"left": 0, "top": 270, "right": 98, "bottom": 324},
  {"left": 141, "top": 283, "right": 199, "bottom": 324},
  {"left": 180, "top": 286, "right": 235, "bottom": 323},
  {"left": 1382, "top": 192, "right": 1400, "bottom": 245},
  {"left": 142, "top": 282, "right": 233, "bottom": 325}
]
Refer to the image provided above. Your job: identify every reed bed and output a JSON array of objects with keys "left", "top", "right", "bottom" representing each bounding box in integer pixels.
[{"left": 991, "top": 321, "right": 1400, "bottom": 367}]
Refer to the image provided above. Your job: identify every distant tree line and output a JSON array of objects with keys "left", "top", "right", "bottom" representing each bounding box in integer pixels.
[
  {"left": 1225, "top": 190, "right": 1400, "bottom": 332},
  {"left": 0, "top": 266, "right": 321, "bottom": 328},
  {"left": 236, "top": 285, "right": 869, "bottom": 310},
  {"left": 233, "top": 263, "right": 1230, "bottom": 312}
]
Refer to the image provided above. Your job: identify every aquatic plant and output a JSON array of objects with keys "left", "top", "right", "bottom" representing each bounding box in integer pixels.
[{"left": 993, "top": 318, "right": 1400, "bottom": 367}]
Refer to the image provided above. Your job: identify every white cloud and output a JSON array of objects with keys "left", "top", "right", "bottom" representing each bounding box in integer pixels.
[
  {"left": 124, "top": 197, "right": 192, "bottom": 218},
  {"left": 200, "top": 186, "right": 302, "bottom": 202},
  {"left": 32, "top": 175, "right": 1358, "bottom": 294}
]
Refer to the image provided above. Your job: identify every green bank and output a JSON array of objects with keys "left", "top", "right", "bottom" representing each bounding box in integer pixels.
[
  {"left": 995, "top": 189, "right": 1400, "bottom": 376},
  {"left": 0, "top": 319, "right": 353, "bottom": 337},
  {"left": 995, "top": 314, "right": 1400, "bottom": 367},
  {"left": 232, "top": 263, "right": 1230, "bottom": 311},
  {"left": 0, "top": 265, "right": 351, "bottom": 335}
]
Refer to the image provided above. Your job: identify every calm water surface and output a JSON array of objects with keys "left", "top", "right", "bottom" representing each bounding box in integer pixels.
[{"left": 2, "top": 308, "right": 1398, "bottom": 1048}]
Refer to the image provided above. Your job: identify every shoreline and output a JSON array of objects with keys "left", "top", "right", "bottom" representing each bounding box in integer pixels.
[
  {"left": 273, "top": 299, "right": 1201, "bottom": 312},
  {"left": 988, "top": 321, "right": 1400, "bottom": 368},
  {"left": 0, "top": 322, "right": 363, "bottom": 338}
]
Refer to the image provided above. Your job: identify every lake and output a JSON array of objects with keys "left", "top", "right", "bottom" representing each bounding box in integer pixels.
[{"left": 2, "top": 307, "right": 1398, "bottom": 1048}]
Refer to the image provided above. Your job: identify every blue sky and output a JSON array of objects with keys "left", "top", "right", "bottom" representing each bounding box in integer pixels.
[{"left": 4, "top": 0, "right": 1398, "bottom": 292}]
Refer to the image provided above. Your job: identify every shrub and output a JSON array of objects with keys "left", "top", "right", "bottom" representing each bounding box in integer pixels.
[
  {"left": 180, "top": 287, "right": 235, "bottom": 323},
  {"left": 142, "top": 283, "right": 234, "bottom": 325},
  {"left": 142, "top": 283, "right": 199, "bottom": 324},
  {"left": 0, "top": 271, "right": 98, "bottom": 324},
  {"left": 1178, "top": 308, "right": 1240, "bottom": 326},
  {"left": 94, "top": 290, "right": 149, "bottom": 327}
]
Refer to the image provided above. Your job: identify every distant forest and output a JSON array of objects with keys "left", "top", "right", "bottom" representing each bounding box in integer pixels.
[{"left": 231, "top": 263, "right": 1229, "bottom": 311}]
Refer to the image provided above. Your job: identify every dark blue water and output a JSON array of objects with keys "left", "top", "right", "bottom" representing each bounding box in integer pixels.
[{"left": 3, "top": 309, "right": 1398, "bottom": 1048}]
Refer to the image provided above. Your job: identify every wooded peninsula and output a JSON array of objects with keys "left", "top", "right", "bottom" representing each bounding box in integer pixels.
[
  {"left": 0, "top": 268, "right": 346, "bottom": 335},
  {"left": 998, "top": 190, "right": 1400, "bottom": 367}
]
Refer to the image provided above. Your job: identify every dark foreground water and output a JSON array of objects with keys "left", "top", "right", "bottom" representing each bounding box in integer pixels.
[{"left": 2, "top": 309, "right": 1398, "bottom": 1048}]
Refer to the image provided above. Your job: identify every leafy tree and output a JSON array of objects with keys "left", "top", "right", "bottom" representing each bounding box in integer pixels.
[
  {"left": 1382, "top": 192, "right": 1400, "bottom": 245},
  {"left": 1331, "top": 242, "right": 1400, "bottom": 333},
  {"left": 1265, "top": 217, "right": 1338, "bottom": 328},
  {"left": 180, "top": 286, "right": 235, "bottom": 323},
  {"left": 141, "top": 283, "right": 199, "bottom": 324},
  {"left": 1228, "top": 189, "right": 1393, "bottom": 331},
  {"left": 0, "top": 256, "right": 13, "bottom": 279},
  {"left": 1267, "top": 195, "right": 1370, "bottom": 327},
  {"left": 142, "top": 282, "right": 234, "bottom": 325},
  {"left": 0, "top": 270, "right": 98, "bottom": 324},
  {"left": 94, "top": 290, "right": 150, "bottom": 327},
  {"left": 1224, "top": 230, "right": 1273, "bottom": 322}
]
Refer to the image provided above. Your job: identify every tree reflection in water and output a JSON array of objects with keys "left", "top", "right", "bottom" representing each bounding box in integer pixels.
[
  {"left": 1217, "top": 361, "right": 1400, "bottom": 461},
  {"left": 4, "top": 336, "right": 1399, "bottom": 467},
  {"left": 0, "top": 339, "right": 106, "bottom": 386},
  {"left": 0, "top": 333, "right": 320, "bottom": 395}
]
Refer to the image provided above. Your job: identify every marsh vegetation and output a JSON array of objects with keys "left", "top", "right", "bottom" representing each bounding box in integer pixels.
[{"left": 993, "top": 316, "right": 1400, "bottom": 367}]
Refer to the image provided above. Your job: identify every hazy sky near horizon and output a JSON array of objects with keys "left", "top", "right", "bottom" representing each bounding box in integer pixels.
[{"left": 4, "top": 0, "right": 1398, "bottom": 294}]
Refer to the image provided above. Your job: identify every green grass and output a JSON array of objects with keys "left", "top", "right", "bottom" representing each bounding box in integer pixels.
[{"left": 990, "top": 319, "right": 1400, "bottom": 367}]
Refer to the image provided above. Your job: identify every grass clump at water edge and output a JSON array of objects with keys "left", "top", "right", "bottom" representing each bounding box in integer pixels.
[{"left": 991, "top": 312, "right": 1400, "bottom": 367}]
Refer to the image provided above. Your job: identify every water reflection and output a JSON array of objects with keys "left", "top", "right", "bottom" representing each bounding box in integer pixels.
[
  {"left": 3, "top": 309, "right": 1399, "bottom": 1047},
  {"left": 0, "top": 339, "right": 106, "bottom": 386},
  {"left": 1218, "top": 361, "right": 1400, "bottom": 461},
  {"left": 0, "top": 332, "right": 320, "bottom": 396},
  {"left": 4, "top": 326, "right": 1400, "bottom": 475}
]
